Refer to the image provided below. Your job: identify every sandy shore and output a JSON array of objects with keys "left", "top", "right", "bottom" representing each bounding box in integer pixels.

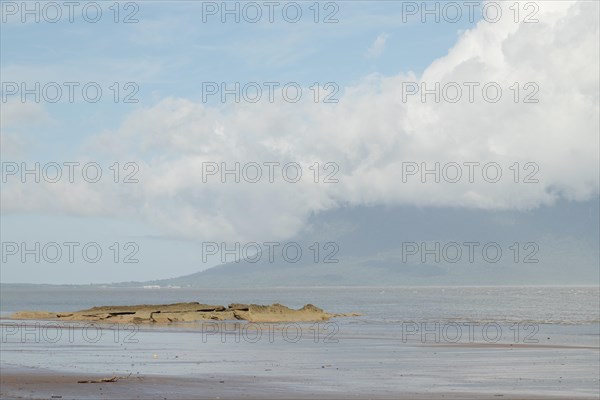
[
  {"left": 2, "top": 318, "right": 598, "bottom": 399},
  {"left": 2, "top": 365, "right": 593, "bottom": 400},
  {"left": 428, "top": 342, "right": 599, "bottom": 350}
]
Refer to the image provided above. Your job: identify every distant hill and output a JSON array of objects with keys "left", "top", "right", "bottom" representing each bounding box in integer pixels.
[
  {"left": 140, "top": 257, "right": 448, "bottom": 288},
  {"left": 118, "top": 200, "right": 599, "bottom": 288},
  {"left": 3, "top": 200, "right": 596, "bottom": 288}
]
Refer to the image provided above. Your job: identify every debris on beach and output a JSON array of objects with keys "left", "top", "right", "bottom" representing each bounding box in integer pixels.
[{"left": 77, "top": 376, "right": 119, "bottom": 384}]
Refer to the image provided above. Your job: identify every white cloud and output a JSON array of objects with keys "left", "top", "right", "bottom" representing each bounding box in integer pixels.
[
  {"left": 1, "top": 102, "right": 53, "bottom": 158},
  {"left": 365, "top": 33, "right": 389, "bottom": 58},
  {"left": 3, "top": 1, "right": 598, "bottom": 245},
  {"left": 0, "top": 102, "right": 52, "bottom": 130}
]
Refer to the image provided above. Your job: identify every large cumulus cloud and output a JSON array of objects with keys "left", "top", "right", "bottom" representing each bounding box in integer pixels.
[{"left": 2, "top": 1, "right": 598, "bottom": 244}]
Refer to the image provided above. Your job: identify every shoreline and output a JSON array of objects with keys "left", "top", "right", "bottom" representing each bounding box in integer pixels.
[
  {"left": 2, "top": 287, "right": 598, "bottom": 399},
  {"left": 3, "top": 322, "right": 598, "bottom": 399},
  {"left": 2, "top": 365, "right": 596, "bottom": 400},
  {"left": 2, "top": 319, "right": 599, "bottom": 349}
]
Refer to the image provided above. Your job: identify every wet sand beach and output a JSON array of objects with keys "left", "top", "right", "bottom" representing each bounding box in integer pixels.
[
  {"left": 1, "top": 318, "right": 598, "bottom": 400},
  {"left": 2, "top": 365, "right": 598, "bottom": 400}
]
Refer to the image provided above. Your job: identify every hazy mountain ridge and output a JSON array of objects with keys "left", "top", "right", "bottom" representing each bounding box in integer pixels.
[
  {"left": 132, "top": 200, "right": 600, "bottom": 287},
  {"left": 2, "top": 201, "right": 597, "bottom": 288}
]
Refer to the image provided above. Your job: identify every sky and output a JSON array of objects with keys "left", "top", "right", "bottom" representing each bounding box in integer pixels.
[{"left": 1, "top": 1, "right": 599, "bottom": 284}]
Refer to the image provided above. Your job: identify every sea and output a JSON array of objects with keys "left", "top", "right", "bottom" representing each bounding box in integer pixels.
[{"left": 1, "top": 286, "right": 599, "bottom": 397}]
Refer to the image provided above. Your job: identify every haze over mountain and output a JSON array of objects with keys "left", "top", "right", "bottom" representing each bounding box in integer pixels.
[{"left": 127, "top": 199, "right": 599, "bottom": 287}]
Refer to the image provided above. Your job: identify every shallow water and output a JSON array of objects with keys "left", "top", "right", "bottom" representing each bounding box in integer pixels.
[
  {"left": 2, "top": 286, "right": 598, "bottom": 324},
  {"left": 1, "top": 286, "right": 599, "bottom": 397}
]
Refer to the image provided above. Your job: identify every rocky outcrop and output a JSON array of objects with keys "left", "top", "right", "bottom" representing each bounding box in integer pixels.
[
  {"left": 231, "top": 303, "right": 333, "bottom": 322},
  {"left": 9, "top": 302, "right": 353, "bottom": 324}
]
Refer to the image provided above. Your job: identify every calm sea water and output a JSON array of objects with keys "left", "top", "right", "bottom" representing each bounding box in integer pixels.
[
  {"left": 1, "top": 286, "right": 599, "bottom": 397},
  {"left": 1, "top": 285, "right": 598, "bottom": 325}
]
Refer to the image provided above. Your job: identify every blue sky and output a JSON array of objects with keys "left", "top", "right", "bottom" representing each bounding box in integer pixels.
[
  {"left": 2, "top": 1, "right": 479, "bottom": 163},
  {"left": 1, "top": 1, "right": 598, "bottom": 284}
]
